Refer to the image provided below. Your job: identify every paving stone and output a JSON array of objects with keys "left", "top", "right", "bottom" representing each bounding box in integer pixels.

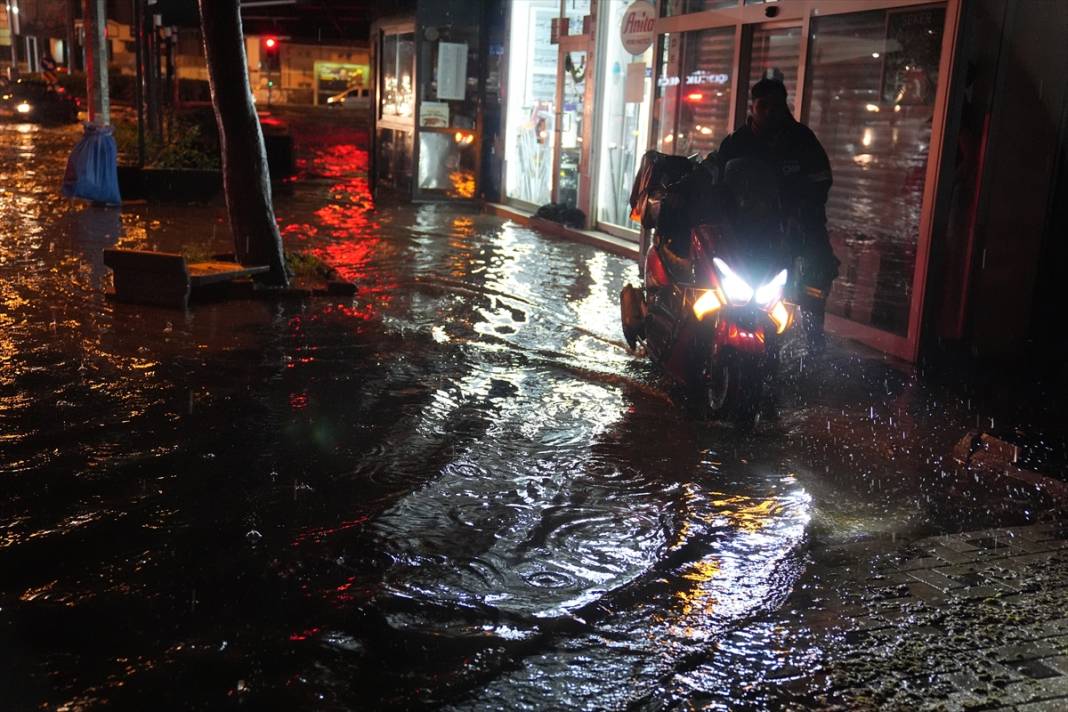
[
  {"left": 1013, "top": 658, "right": 1064, "bottom": 680},
  {"left": 907, "top": 579, "right": 948, "bottom": 600},
  {"left": 954, "top": 584, "right": 1012, "bottom": 600},
  {"left": 908, "top": 568, "right": 965, "bottom": 593},
  {"left": 932, "top": 689, "right": 990, "bottom": 711},
  {"left": 1017, "top": 700, "right": 1068, "bottom": 712},
  {"left": 1035, "top": 656, "right": 1068, "bottom": 676},
  {"left": 983, "top": 679, "right": 1046, "bottom": 707},
  {"left": 993, "top": 642, "right": 1061, "bottom": 664},
  {"left": 1020, "top": 620, "right": 1068, "bottom": 640},
  {"left": 1007, "top": 538, "right": 1067, "bottom": 555},
  {"left": 927, "top": 543, "right": 986, "bottom": 565},
  {"left": 897, "top": 555, "right": 953, "bottom": 572},
  {"left": 1029, "top": 673, "right": 1068, "bottom": 699},
  {"left": 941, "top": 534, "right": 984, "bottom": 553}
]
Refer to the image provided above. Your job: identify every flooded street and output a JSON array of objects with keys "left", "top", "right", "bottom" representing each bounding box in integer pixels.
[{"left": 1, "top": 115, "right": 1063, "bottom": 710}]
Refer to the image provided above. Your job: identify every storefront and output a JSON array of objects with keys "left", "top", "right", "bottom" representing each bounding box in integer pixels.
[
  {"left": 369, "top": 0, "right": 963, "bottom": 361},
  {"left": 501, "top": 0, "right": 654, "bottom": 237},
  {"left": 370, "top": 0, "right": 489, "bottom": 201},
  {"left": 313, "top": 61, "right": 370, "bottom": 106},
  {"left": 494, "top": 0, "right": 962, "bottom": 361}
]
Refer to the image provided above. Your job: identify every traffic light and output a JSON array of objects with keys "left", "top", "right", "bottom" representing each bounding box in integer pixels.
[{"left": 262, "top": 36, "right": 280, "bottom": 72}]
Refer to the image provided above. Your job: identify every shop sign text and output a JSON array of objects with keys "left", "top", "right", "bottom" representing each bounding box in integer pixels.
[{"left": 620, "top": 0, "right": 656, "bottom": 55}]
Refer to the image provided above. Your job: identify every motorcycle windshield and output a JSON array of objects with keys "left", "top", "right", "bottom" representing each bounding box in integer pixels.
[{"left": 691, "top": 157, "right": 792, "bottom": 288}]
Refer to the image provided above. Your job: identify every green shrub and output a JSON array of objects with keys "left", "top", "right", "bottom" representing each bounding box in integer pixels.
[{"left": 114, "top": 109, "right": 220, "bottom": 169}]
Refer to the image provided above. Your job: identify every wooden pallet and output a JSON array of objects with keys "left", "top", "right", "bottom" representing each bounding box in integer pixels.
[{"left": 103, "top": 248, "right": 270, "bottom": 309}]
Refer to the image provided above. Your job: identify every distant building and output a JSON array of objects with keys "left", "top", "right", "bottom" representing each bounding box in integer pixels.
[{"left": 1, "top": 2, "right": 368, "bottom": 107}]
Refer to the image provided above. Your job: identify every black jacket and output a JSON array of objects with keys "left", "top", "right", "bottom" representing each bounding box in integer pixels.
[{"left": 718, "top": 116, "right": 834, "bottom": 271}]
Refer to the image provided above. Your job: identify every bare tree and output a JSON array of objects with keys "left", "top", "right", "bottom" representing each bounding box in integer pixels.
[{"left": 198, "top": 0, "right": 288, "bottom": 285}]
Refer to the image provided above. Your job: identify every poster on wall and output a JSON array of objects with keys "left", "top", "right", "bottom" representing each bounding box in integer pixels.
[
  {"left": 420, "top": 101, "right": 450, "bottom": 128},
  {"left": 528, "top": 6, "right": 557, "bottom": 105},
  {"left": 625, "top": 62, "right": 646, "bottom": 103},
  {"left": 437, "top": 41, "right": 468, "bottom": 101}
]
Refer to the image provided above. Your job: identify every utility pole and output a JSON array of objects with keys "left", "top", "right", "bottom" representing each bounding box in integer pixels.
[
  {"left": 133, "top": 0, "right": 146, "bottom": 165},
  {"left": 83, "top": 0, "right": 109, "bottom": 125},
  {"left": 145, "top": 3, "right": 161, "bottom": 141},
  {"left": 65, "top": 0, "right": 77, "bottom": 71},
  {"left": 7, "top": 0, "right": 20, "bottom": 78}
]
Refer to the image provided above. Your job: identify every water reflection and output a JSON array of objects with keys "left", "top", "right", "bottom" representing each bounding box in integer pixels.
[{"left": 63, "top": 205, "right": 123, "bottom": 286}]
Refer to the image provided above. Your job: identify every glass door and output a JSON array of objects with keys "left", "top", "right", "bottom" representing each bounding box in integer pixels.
[
  {"left": 802, "top": 6, "right": 948, "bottom": 345},
  {"left": 375, "top": 24, "right": 416, "bottom": 194},
  {"left": 555, "top": 48, "right": 587, "bottom": 211},
  {"left": 594, "top": 0, "right": 653, "bottom": 233},
  {"left": 745, "top": 24, "right": 803, "bottom": 117},
  {"left": 504, "top": 0, "right": 558, "bottom": 208}
]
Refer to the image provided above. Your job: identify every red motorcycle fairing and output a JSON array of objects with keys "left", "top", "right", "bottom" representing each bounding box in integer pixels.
[
  {"left": 716, "top": 317, "right": 768, "bottom": 355},
  {"left": 644, "top": 247, "right": 670, "bottom": 289}
]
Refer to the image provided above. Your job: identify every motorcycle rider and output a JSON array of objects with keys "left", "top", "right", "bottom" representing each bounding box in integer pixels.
[{"left": 717, "top": 76, "right": 839, "bottom": 348}]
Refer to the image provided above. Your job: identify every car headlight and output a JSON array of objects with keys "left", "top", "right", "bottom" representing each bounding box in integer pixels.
[
  {"left": 713, "top": 257, "right": 753, "bottom": 305},
  {"left": 755, "top": 269, "right": 788, "bottom": 307},
  {"left": 16, "top": 101, "right": 32, "bottom": 114}
]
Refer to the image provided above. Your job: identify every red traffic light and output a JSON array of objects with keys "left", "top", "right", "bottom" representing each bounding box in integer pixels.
[{"left": 264, "top": 37, "right": 277, "bottom": 49}]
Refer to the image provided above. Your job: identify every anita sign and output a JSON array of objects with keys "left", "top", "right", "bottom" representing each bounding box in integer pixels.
[{"left": 620, "top": 0, "right": 656, "bottom": 55}]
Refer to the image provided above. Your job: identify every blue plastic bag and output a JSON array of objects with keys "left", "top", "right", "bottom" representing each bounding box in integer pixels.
[{"left": 61, "top": 123, "right": 121, "bottom": 205}]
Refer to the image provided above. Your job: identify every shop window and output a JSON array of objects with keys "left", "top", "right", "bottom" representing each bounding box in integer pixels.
[
  {"left": 595, "top": 0, "right": 653, "bottom": 230},
  {"left": 803, "top": 7, "right": 945, "bottom": 336},
  {"left": 504, "top": 0, "right": 558, "bottom": 207},
  {"left": 661, "top": 0, "right": 739, "bottom": 16},
  {"left": 747, "top": 25, "right": 801, "bottom": 116},
  {"left": 419, "top": 24, "right": 479, "bottom": 128},
  {"left": 653, "top": 28, "right": 734, "bottom": 157},
  {"left": 418, "top": 132, "right": 478, "bottom": 198},
  {"left": 379, "top": 31, "right": 415, "bottom": 120}
]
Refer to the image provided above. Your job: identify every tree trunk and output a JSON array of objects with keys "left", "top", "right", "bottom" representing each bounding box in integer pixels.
[{"left": 197, "top": 0, "right": 288, "bottom": 285}]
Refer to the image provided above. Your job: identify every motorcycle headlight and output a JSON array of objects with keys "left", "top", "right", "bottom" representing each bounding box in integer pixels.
[
  {"left": 692, "top": 289, "right": 724, "bottom": 320},
  {"left": 713, "top": 257, "right": 753, "bottom": 305},
  {"left": 755, "top": 269, "right": 788, "bottom": 307},
  {"left": 16, "top": 101, "right": 32, "bottom": 114}
]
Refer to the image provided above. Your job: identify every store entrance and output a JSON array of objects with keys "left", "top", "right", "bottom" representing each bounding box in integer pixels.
[
  {"left": 554, "top": 45, "right": 587, "bottom": 212},
  {"left": 503, "top": 1, "right": 593, "bottom": 222}
]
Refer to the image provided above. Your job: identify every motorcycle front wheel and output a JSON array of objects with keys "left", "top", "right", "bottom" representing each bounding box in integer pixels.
[{"left": 700, "top": 351, "right": 762, "bottom": 427}]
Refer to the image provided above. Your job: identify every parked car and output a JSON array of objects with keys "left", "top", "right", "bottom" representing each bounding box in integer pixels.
[
  {"left": 0, "top": 79, "right": 79, "bottom": 124},
  {"left": 325, "top": 86, "right": 370, "bottom": 109}
]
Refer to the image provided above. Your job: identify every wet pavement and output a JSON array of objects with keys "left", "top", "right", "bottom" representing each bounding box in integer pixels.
[{"left": 1, "top": 111, "right": 1066, "bottom": 710}]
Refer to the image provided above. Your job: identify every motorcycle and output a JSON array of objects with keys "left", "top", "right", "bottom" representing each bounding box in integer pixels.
[{"left": 621, "top": 153, "right": 800, "bottom": 426}]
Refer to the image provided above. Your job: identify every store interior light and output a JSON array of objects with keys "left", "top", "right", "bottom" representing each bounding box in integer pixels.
[
  {"left": 685, "top": 92, "right": 703, "bottom": 102},
  {"left": 865, "top": 103, "right": 880, "bottom": 112}
]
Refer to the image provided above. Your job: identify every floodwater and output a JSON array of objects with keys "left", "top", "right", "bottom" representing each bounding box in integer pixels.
[{"left": 0, "top": 114, "right": 1059, "bottom": 710}]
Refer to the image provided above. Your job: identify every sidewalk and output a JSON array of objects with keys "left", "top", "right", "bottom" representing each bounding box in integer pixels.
[{"left": 785, "top": 522, "right": 1068, "bottom": 711}]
